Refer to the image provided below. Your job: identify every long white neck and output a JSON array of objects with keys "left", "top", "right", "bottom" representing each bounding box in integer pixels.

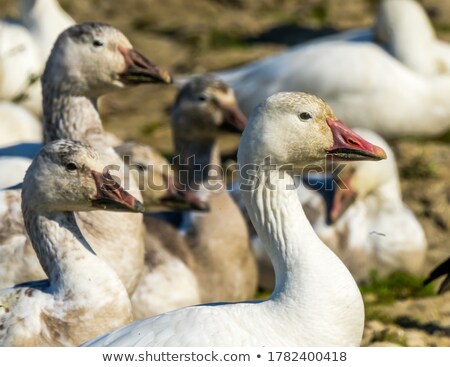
[
  {"left": 22, "top": 207, "right": 126, "bottom": 299},
  {"left": 376, "top": 0, "right": 438, "bottom": 75},
  {"left": 241, "top": 169, "right": 364, "bottom": 345},
  {"left": 20, "top": 0, "right": 75, "bottom": 63}
]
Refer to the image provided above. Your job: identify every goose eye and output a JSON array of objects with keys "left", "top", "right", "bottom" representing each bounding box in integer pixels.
[
  {"left": 197, "top": 93, "right": 209, "bottom": 102},
  {"left": 136, "top": 164, "right": 147, "bottom": 172},
  {"left": 66, "top": 162, "right": 78, "bottom": 171},
  {"left": 299, "top": 112, "right": 312, "bottom": 121},
  {"left": 92, "top": 39, "right": 104, "bottom": 47}
]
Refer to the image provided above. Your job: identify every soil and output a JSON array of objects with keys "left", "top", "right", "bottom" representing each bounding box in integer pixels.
[{"left": 1, "top": 0, "right": 449, "bottom": 346}]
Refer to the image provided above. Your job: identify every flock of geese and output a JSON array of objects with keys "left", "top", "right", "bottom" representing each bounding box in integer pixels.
[{"left": 0, "top": 0, "right": 449, "bottom": 347}]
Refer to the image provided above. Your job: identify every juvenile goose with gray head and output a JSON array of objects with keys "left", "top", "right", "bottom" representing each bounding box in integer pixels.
[
  {"left": 84, "top": 92, "right": 386, "bottom": 347},
  {"left": 0, "top": 23, "right": 172, "bottom": 293},
  {"left": 0, "top": 140, "right": 143, "bottom": 347},
  {"left": 130, "top": 75, "right": 257, "bottom": 319}
]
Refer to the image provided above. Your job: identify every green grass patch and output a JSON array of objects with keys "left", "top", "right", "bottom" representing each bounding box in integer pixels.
[
  {"left": 209, "top": 29, "right": 248, "bottom": 49},
  {"left": 360, "top": 271, "right": 435, "bottom": 305},
  {"left": 400, "top": 154, "right": 437, "bottom": 179},
  {"left": 311, "top": 4, "right": 328, "bottom": 24},
  {"left": 140, "top": 122, "right": 164, "bottom": 136}
]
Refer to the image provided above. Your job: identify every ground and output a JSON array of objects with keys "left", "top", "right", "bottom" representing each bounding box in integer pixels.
[{"left": 1, "top": 0, "right": 449, "bottom": 346}]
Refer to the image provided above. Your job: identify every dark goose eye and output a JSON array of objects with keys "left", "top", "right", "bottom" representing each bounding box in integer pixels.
[
  {"left": 93, "top": 39, "right": 104, "bottom": 47},
  {"left": 198, "top": 93, "right": 208, "bottom": 102},
  {"left": 299, "top": 112, "right": 312, "bottom": 121},
  {"left": 66, "top": 162, "right": 78, "bottom": 171}
]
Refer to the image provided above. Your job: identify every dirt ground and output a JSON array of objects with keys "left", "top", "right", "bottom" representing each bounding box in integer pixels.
[{"left": 1, "top": 0, "right": 449, "bottom": 346}]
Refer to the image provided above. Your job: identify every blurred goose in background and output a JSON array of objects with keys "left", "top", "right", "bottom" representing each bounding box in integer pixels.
[
  {"left": 0, "top": 102, "right": 42, "bottom": 148},
  {"left": 0, "top": 140, "right": 143, "bottom": 347},
  {"left": 0, "top": 0, "right": 75, "bottom": 115},
  {"left": 83, "top": 92, "right": 387, "bottom": 347},
  {"left": 211, "top": 0, "right": 450, "bottom": 138},
  {"left": 375, "top": 0, "right": 450, "bottom": 76},
  {"left": 130, "top": 75, "right": 257, "bottom": 319},
  {"left": 0, "top": 156, "right": 31, "bottom": 189},
  {"left": 0, "top": 23, "right": 173, "bottom": 293},
  {"left": 0, "top": 21, "right": 41, "bottom": 114},
  {"left": 19, "top": 0, "right": 75, "bottom": 64},
  {"left": 318, "top": 128, "right": 427, "bottom": 282},
  {"left": 424, "top": 257, "right": 450, "bottom": 294}
]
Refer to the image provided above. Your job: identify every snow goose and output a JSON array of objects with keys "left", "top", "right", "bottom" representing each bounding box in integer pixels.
[
  {"left": 0, "top": 23, "right": 172, "bottom": 293},
  {"left": 19, "top": 0, "right": 75, "bottom": 65},
  {"left": 212, "top": 2, "right": 450, "bottom": 138},
  {"left": 319, "top": 128, "right": 427, "bottom": 282},
  {"left": 0, "top": 0, "right": 74, "bottom": 115},
  {"left": 0, "top": 140, "right": 143, "bottom": 347},
  {"left": 0, "top": 156, "right": 32, "bottom": 189},
  {"left": 130, "top": 75, "right": 257, "bottom": 319},
  {"left": 375, "top": 0, "right": 450, "bottom": 76},
  {"left": 0, "top": 21, "right": 42, "bottom": 114},
  {"left": 83, "top": 92, "right": 387, "bottom": 347},
  {"left": 0, "top": 102, "right": 42, "bottom": 147}
]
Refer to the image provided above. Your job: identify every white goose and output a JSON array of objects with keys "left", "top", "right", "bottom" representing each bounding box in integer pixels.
[
  {"left": 19, "top": 0, "right": 75, "bottom": 65},
  {"left": 0, "top": 140, "right": 143, "bottom": 347},
  {"left": 0, "top": 156, "right": 32, "bottom": 189},
  {"left": 212, "top": 0, "right": 450, "bottom": 138},
  {"left": 83, "top": 92, "right": 386, "bottom": 347},
  {"left": 318, "top": 128, "right": 427, "bottom": 282},
  {"left": 375, "top": 0, "right": 450, "bottom": 76},
  {"left": 0, "top": 102, "right": 42, "bottom": 148},
  {"left": 0, "top": 23, "right": 172, "bottom": 293},
  {"left": 0, "top": 0, "right": 75, "bottom": 115}
]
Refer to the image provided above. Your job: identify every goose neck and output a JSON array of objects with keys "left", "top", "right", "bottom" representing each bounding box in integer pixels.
[
  {"left": 241, "top": 169, "right": 364, "bottom": 344},
  {"left": 173, "top": 135, "right": 222, "bottom": 191},
  {"left": 42, "top": 83, "right": 104, "bottom": 146},
  {"left": 22, "top": 207, "right": 112, "bottom": 295}
]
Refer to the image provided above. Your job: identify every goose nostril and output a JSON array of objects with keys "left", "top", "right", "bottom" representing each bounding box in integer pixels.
[{"left": 346, "top": 137, "right": 361, "bottom": 148}]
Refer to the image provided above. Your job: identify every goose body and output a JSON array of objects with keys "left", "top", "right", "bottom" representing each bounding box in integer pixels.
[
  {"left": 0, "top": 156, "right": 31, "bottom": 189},
  {"left": 0, "top": 23, "right": 172, "bottom": 293},
  {"left": 84, "top": 92, "right": 386, "bottom": 347},
  {"left": 0, "top": 140, "right": 144, "bottom": 346},
  {"left": 0, "top": 0, "right": 74, "bottom": 115},
  {"left": 0, "top": 21, "right": 41, "bottom": 114},
  {"left": 19, "top": 0, "right": 75, "bottom": 65},
  {"left": 0, "top": 102, "right": 42, "bottom": 148}
]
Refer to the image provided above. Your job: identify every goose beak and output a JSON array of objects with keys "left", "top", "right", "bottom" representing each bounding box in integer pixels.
[
  {"left": 91, "top": 171, "right": 145, "bottom": 213},
  {"left": 326, "top": 118, "right": 387, "bottom": 161},
  {"left": 118, "top": 46, "right": 172, "bottom": 85},
  {"left": 218, "top": 103, "right": 247, "bottom": 133},
  {"left": 157, "top": 174, "right": 210, "bottom": 212},
  {"left": 330, "top": 172, "right": 356, "bottom": 223}
]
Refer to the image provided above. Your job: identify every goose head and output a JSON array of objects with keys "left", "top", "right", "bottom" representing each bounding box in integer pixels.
[
  {"left": 22, "top": 140, "right": 144, "bottom": 213},
  {"left": 43, "top": 23, "right": 172, "bottom": 96},
  {"left": 172, "top": 75, "right": 247, "bottom": 140},
  {"left": 330, "top": 128, "right": 400, "bottom": 222},
  {"left": 115, "top": 142, "right": 209, "bottom": 211},
  {"left": 238, "top": 92, "right": 387, "bottom": 171}
]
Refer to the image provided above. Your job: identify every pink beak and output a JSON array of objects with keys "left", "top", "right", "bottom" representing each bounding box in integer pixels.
[{"left": 326, "top": 118, "right": 387, "bottom": 161}]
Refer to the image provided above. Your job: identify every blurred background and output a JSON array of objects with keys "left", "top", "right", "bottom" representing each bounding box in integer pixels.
[{"left": 1, "top": 0, "right": 449, "bottom": 346}]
